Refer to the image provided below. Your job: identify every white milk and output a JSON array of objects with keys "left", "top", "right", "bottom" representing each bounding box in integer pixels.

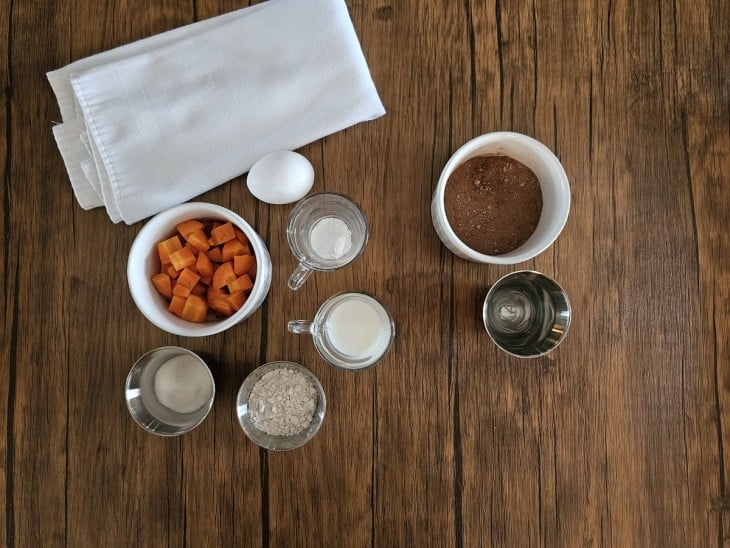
[{"left": 325, "top": 298, "right": 390, "bottom": 359}]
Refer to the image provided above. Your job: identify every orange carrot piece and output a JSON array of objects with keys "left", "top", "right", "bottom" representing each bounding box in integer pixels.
[
  {"left": 166, "top": 265, "right": 181, "bottom": 279},
  {"left": 181, "top": 295, "right": 208, "bottom": 323},
  {"left": 169, "top": 246, "right": 196, "bottom": 271},
  {"left": 191, "top": 282, "right": 207, "bottom": 296},
  {"left": 196, "top": 251, "right": 215, "bottom": 277},
  {"left": 227, "top": 290, "right": 246, "bottom": 311},
  {"left": 228, "top": 274, "right": 253, "bottom": 293},
  {"left": 221, "top": 239, "right": 246, "bottom": 261},
  {"left": 168, "top": 295, "right": 186, "bottom": 317},
  {"left": 176, "top": 219, "right": 204, "bottom": 239},
  {"left": 199, "top": 275, "right": 212, "bottom": 286},
  {"left": 210, "top": 222, "right": 236, "bottom": 245},
  {"left": 207, "top": 288, "right": 233, "bottom": 316},
  {"left": 234, "top": 227, "right": 250, "bottom": 246},
  {"left": 184, "top": 242, "right": 199, "bottom": 257},
  {"left": 206, "top": 247, "right": 224, "bottom": 263},
  {"left": 212, "top": 261, "right": 236, "bottom": 290},
  {"left": 157, "top": 236, "right": 182, "bottom": 265},
  {"left": 233, "top": 254, "right": 255, "bottom": 276},
  {"left": 176, "top": 267, "right": 201, "bottom": 289},
  {"left": 173, "top": 282, "right": 192, "bottom": 298},
  {"left": 186, "top": 229, "right": 210, "bottom": 252},
  {"left": 151, "top": 273, "right": 172, "bottom": 298}
]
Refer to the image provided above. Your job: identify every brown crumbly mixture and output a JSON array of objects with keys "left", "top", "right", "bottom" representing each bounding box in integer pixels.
[{"left": 443, "top": 154, "right": 543, "bottom": 255}]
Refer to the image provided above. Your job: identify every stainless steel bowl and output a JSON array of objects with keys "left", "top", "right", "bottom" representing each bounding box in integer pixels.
[
  {"left": 482, "top": 271, "right": 571, "bottom": 358},
  {"left": 125, "top": 346, "right": 215, "bottom": 436}
]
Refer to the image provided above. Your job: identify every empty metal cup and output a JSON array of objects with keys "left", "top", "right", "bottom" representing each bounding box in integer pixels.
[
  {"left": 482, "top": 271, "right": 571, "bottom": 358},
  {"left": 125, "top": 346, "right": 215, "bottom": 436}
]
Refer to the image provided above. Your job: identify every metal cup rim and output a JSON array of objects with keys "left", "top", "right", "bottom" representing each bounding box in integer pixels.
[
  {"left": 482, "top": 270, "right": 571, "bottom": 358},
  {"left": 125, "top": 346, "right": 215, "bottom": 436}
]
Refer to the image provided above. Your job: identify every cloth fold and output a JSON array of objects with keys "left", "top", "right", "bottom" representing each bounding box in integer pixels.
[{"left": 48, "top": 0, "right": 385, "bottom": 224}]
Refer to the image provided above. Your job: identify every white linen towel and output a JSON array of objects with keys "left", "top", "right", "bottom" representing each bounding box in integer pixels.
[{"left": 47, "top": 0, "right": 385, "bottom": 224}]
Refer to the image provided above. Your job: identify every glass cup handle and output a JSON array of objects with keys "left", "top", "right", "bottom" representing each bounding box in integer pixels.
[
  {"left": 288, "top": 262, "right": 313, "bottom": 290},
  {"left": 288, "top": 320, "right": 315, "bottom": 335}
]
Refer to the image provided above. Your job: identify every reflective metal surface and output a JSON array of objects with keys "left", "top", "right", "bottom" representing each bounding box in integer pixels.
[
  {"left": 483, "top": 271, "right": 571, "bottom": 358},
  {"left": 125, "top": 346, "right": 215, "bottom": 436}
]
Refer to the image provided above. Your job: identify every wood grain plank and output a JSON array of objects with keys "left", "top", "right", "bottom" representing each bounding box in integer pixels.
[
  {"left": 684, "top": 109, "right": 730, "bottom": 546},
  {"left": 350, "top": 0, "right": 461, "bottom": 544},
  {"left": 1, "top": 0, "right": 12, "bottom": 544},
  {"left": 5, "top": 0, "right": 75, "bottom": 545}
]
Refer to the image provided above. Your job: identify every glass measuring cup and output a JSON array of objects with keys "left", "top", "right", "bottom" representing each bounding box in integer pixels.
[
  {"left": 286, "top": 192, "right": 369, "bottom": 290},
  {"left": 288, "top": 291, "right": 395, "bottom": 370}
]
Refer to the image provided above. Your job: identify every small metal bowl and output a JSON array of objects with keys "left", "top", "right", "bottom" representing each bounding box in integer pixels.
[
  {"left": 125, "top": 346, "right": 215, "bottom": 436},
  {"left": 236, "top": 361, "right": 326, "bottom": 450}
]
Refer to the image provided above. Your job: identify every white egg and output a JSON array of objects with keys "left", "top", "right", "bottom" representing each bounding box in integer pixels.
[{"left": 246, "top": 151, "right": 315, "bottom": 204}]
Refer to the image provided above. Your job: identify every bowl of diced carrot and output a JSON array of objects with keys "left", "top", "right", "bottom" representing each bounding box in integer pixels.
[{"left": 127, "top": 202, "right": 272, "bottom": 337}]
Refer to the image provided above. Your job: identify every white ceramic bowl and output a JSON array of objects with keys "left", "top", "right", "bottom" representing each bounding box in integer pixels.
[
  {"left": 127, "top": 202, "right": 272, "bottom": 337},
  {"left": 431, "top": 132, "right": 571, "bottom": 264}
]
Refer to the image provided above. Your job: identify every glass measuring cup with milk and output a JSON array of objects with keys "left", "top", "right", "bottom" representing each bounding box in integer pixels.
[{"left": 288, "top": 292, "right": 395, "bottom": 370}]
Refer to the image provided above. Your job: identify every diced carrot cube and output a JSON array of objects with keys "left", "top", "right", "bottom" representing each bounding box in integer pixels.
[
  {"left": 227, "top": 290, "right": 246, "bottom": 311},
  {"left": 151, "top": 273, "right": 172, "bottom": 298},
  {"left": 181, "top": 295, "right": 208, "bottom": 323},
  {"left": 228, "top": 274, "right": 253, "bottom": 293},
  {"left": 234, "top": 227, "right": 250, "bottom": 246},
  {"left": 191, "top": 282, "right": 207, "bottom": 296},
  {"left": 210, "top": 222, "right": 236, "bottom": 245},
  {"left": 184, "top": 242, "right": 199, "bottom": 257},
  {"left": 168, "top": 295, "right": 186, "bottom": 317},
  {"left": 199, "top": 275, "right": 212, "bottom": 286},
  {"left": 157, "top": 236, "right": 182, "bottom": 265},
  {"left": 186, "top": 229, "right": 210, "bottom": 252},
  {"left": 222, "top": 239, "right": 246, "bottom": 261},
  {"left": 173, "top": 282, "right": 192, "bottom": 298},
  {"left": 212, "top": 261, "right": 236, "bottom": 290},
  {"left": 169, "top": 246, "right": 196, "bottom": 271},
  {"left": 196, "top": 251, "right": 215, "bottom": 277},
  {"left": 207, "top": 247, "right": 223, "bottom": 263},
  {"left": 177, "top": 267, "right": 201, "bottom": 289},
  {"left": 176, "top": 219, "right": 204, "bottom": 239},
  {"left": 207, "top": 288, "right": 233, "bottom": 316},
  {"left": 233, "top": 254, "right": 255, "bottom": 276},
  {"left": 167, "top": 265, "right": 180, "bottom": 279}
]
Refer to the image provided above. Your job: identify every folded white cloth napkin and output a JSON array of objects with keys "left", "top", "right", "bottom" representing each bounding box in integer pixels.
[{"left": 47, "top": 0, "right": 385, "bottom": 224}]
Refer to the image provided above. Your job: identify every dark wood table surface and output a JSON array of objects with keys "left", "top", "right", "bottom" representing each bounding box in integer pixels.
[{"left": 2, "top": 0, "right": 728, "bottom": 546}]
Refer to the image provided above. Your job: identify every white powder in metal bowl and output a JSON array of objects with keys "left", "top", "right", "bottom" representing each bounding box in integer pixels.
[{"left": 248, "top": 368, "right": 317, "bottom": 436}]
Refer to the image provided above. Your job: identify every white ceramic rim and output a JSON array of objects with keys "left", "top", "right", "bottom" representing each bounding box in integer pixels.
[
  {"left": 127, "top": 202, "right": 272, "bottom": 337},
  {"left": 432, "top": 131, "right": 571, "bottom": 265}
]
